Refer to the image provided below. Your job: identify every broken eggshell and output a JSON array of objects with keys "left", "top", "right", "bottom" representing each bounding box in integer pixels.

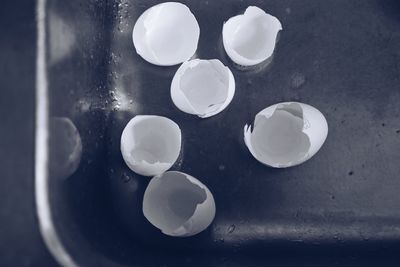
[
  {"left": 244, "top": 102, "right": 328, "bottom": 168},
  {"left": 143, "top": 171, "right": 216, "bottom": 237},
  {"left": 132, "top": 2, "right": 200, "bottom": 66},
  {"left": 49, "top": 117, "right": 82, "bottom": 179},
  {"left": 171, "top": 59, "right": 235, "bottom": 118},
  {"left": 120, "top": 115, "right": 181, "bottom": 176},
  {"left": 222, "top": 6, "right": 282, "bottom": 66}
]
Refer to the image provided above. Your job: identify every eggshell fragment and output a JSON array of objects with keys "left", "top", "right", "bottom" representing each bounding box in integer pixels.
[
  {"left": 171, "top": 59, "right": 235, "bottom": 118},
  {"left": 143, "top": 171, "right": 216, "bottom": 237},
  {"left": 244, "top": 102, "right": 328, "bottom": 168},
  {"left": 222, "top": 6, "right": 282, "bottom": 66},
  {"left": 49, "top": 117, "right": 82, "bottom": 179},
  {"left": 132, "top": 2, "right": 200, "bottom": 66},
  {"left": 121, "top": 115, "right": 181, "bottom": 176}
]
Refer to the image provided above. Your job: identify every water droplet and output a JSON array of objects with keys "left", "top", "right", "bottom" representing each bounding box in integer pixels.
[
  {"left": 122, "top": 173, "right": 131, "bottom": 183},
  {"left": 291, "top": 73, "right": 306, "bottom": 88},
  {"left": 214, "top": 238, "right": 224, "bottom": 243}
]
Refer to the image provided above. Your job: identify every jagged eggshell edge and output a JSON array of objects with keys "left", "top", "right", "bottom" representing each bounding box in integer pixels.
[
  {"left": 244, "top": 102, "right": 328, "bottom": 167},
  {"left": 170, "top": 59, "right": 235, "bottom": 118},
  {"left": 120, "top": 115, "right": 182, "bottom": 176},
  {"left": 222, "top": 6, "right": 282, "bottom": 66},
  {"left": 132, "top": 2, "right": 200, "bottom": 66},
  {"left": 143, "top": 171, "right": 216, "bottom": 237}
]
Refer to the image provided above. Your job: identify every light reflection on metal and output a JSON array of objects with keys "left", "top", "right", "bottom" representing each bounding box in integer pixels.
[
  {"left": 212, "top": 218, "right": 400, "bottom": 245},
  {"left": 49, "top": 12, "right": 76, "bottom": 65},
  {"left": 35, "top": 1, "right": 79, "bottom": 266}
]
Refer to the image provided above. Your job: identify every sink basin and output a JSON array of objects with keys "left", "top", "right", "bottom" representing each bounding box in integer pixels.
[{"left": 36, "top": 0, "right": 400, "bottom": 266}]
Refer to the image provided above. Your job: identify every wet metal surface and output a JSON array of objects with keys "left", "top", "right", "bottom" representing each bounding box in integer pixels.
[{"left": 44, "top": 0, "right": 400, "bottom": 266}]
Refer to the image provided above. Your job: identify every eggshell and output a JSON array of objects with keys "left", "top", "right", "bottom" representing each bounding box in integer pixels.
[
  {"left": 222, "top": 6, "right": 282, "bottom": 66},
  {"left": 121, "top": 115, "right": 181, "bottom": 176},
  {"left": 171, "top": 59, "right": 235, "bottom": 118},
  {"left": 132, "top": 2, "right": 200, "bottom": 66},
  {"left": 49, "top": 117, "right": 82, "bottom": 179},
  {"left": 143, "top": 171, "right": 216, "bottom": 237},
  {"left": 244, "top": 102, "right": 328, "bottom": 168}
]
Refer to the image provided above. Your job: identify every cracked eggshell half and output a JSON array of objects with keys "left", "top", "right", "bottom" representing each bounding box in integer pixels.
[
  {"left": 222, "top": 6, "right": 282, "bottom": 66},
  {"left": 171, "top": 59, "right": 235, "bottom": 118},
  {"left": 143, "top": 171, "right": 216, "bottom": 237},
  {"left": 132, "top": 2, "right": 200, "bottom": 66},
  {"left": 121, "top": 115, "right": 181, "bottom": 176},
  {"left": 244, "top": 102, "right": 328, "bottom": 168}
]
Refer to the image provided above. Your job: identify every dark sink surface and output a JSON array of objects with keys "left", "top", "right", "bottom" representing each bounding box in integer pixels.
[
  {"left": 2, "top": 0, "right": 400, "bottom": 266},
  {"left": 48, "top": 0, "right": 400, "bottom": 266},
  {"left": 104, "top": 0, "right": 400, "bottom": 264}
]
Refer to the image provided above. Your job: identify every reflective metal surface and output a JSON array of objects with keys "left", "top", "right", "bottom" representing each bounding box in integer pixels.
[{"left": 38, "top": 0, "right": 400, "bottom": 266}]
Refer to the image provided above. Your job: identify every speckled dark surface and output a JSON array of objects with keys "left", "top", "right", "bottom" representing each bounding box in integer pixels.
[{"left": 2, "top": 0, "right": 400, "bottom": 266}]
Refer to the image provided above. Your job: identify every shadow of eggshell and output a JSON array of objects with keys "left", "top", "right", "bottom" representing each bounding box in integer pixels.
[{"left": 49, "top": 117, "right": 82, "bottom": 179}]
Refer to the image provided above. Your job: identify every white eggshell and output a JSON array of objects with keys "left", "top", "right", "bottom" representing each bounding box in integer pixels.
[
  {"left": 143, "top": 171, "right": 216, "bottom": 237},
  {"left": 222, "top": 6, "right": 282, "bottom": 66},
  {"left": 120, "top": 115, "right": 181, "bottom": 176},
  {"left": 132, "top": 2, "right": 200, "bottom": 66},
  {"left": 244, "top": 102, "right": 328, "bottom": 168},
  {"left": 171, "top": 59, "right": 235, "bottom": 118}
]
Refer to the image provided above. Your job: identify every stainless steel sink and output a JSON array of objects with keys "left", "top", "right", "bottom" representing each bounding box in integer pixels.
[{"left": 35, "top": 0, "right": 400, "bottom": 266}]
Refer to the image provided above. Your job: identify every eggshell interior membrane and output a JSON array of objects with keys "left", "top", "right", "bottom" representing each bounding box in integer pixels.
[
  {"left": 222, "top": 6, "right": 282, "bottom": 66},
  {"left": 120, "top": 115, "right": 181, "bottom": 176},
  {"left": 244, "top": 102, "right": 328, "bottom": 168},
  {"left": 171, "top": 59, "right": 235, "bottom": 118},
  {"left": 132, "top": 2, "right": 200, "bottom": 66},
  {"left": 143, "top": 171, "right": 216, "bottom": 237}
]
